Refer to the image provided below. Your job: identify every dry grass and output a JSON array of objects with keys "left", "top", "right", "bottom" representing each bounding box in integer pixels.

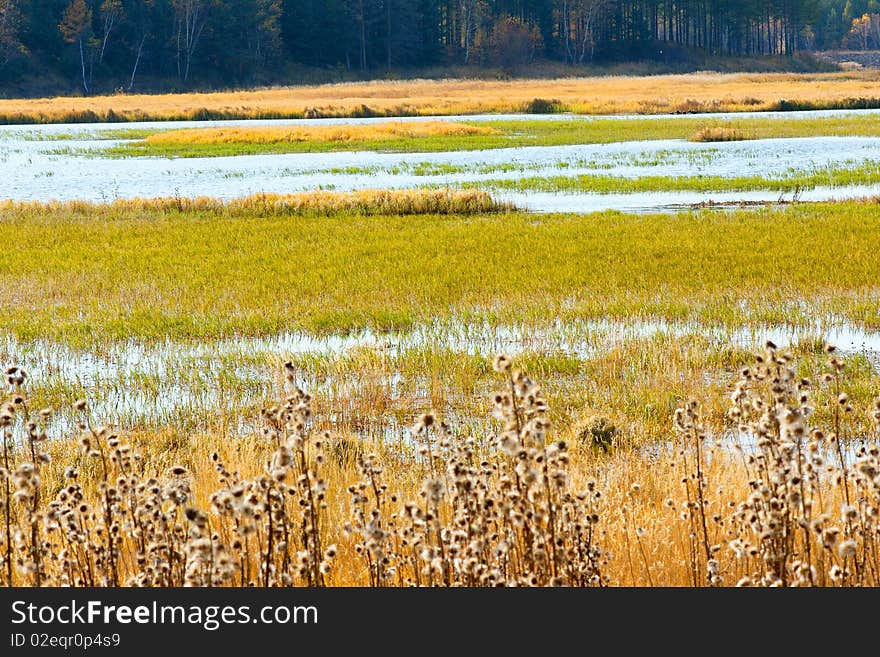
[
  {"left": 3, "top": 345, "right": 880, "bottom": 587},
  {"left": 3, "top": 71, "right": 880, "bottom": 123},
  {"left": 144, "top": 121, "right": 499, "bottom": 146},
  {"left": 689, "top": 126, "right": 748, "bottom": 142}
]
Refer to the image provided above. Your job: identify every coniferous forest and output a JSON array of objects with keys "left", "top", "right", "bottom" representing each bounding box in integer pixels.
[{"left": 0, "top": 1, "right": 878, "bottom": 95}]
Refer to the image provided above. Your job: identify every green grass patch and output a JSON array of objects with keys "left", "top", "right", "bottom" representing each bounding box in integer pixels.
[
  {"left": 2, "top": 200, "right": 880, "bottom": 346},
  {"left": 16, "top": 127, "right": 169, "bottom": 142},
  {"left": 467, "top": 161, "right": 880, "bottom": 194}
]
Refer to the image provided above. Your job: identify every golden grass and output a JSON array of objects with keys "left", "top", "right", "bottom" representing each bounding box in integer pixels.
[
  {"left": 3, "top": 346, "right": 878, "bottom": 586},
  {"left": 689, "top": 125, "right": 748, "bottom": 142},
  {"left": 4, "top": 71, "right": 880, "bottom": 123},
  {"left": 144, "top": 121, "right": 499, "bottom": 146}
]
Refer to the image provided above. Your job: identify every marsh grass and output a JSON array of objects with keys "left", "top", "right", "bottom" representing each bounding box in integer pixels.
[
  {"left": 4, "top": 196, "right": 880, "bottom": 541},
  {"left": 2, "top": 199, "right": 879, "bottom": 345},
  {"left": 13, "top": 128, "right": 160, "bottom": 141},
  {"left": 0, "top": 189, "right": 509, "bottom": 220},
  {"left": 690, "top": 126, "right": 748, "bottom": 142},
  {"left": 12, "top": 323, "right": 876, "bottom": 458}
]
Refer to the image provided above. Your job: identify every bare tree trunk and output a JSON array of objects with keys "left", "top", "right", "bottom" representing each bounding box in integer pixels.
[
  {"left": 128, "top": 33, "right": 146, "bottom": 91},
  {"left": 462, "top": 1, "right": 471, "bottom": 64},
  {"left": 562, "top": 0, "right": 572, "bottom": 64},
  {"left": 174, "top": 0, "right": 208, "bottom": 83},
  {"left": 98, "top": 14, "right": 117, "bottom": 64},
  {"left": 99, "top": 33, "right": 109, "bottom": 64},
  {"left": 78, "top": 38, "right": 89, "bottom": 94}
]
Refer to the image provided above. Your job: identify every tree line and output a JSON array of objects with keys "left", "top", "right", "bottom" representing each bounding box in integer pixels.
[{"left": 0, "top": 0, "right": 874, "bottom": 94}]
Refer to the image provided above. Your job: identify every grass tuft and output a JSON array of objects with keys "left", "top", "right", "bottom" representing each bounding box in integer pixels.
[
  {"left": 689, "top": 126, "right": 748, "bottom": 142},
  {"left": 0, "top": 189, "right": 510, "bottom": 219}
]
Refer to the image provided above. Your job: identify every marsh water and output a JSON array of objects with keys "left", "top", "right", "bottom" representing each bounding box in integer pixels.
[
  {"left": 3, "top": 109, "right": 880, "bottom": 212},
  {"left": 4, "top": 109, "right": 880, "bottom": 436},
  {"left": 4, "top": 318, "right": 879, "bottom": 435}
]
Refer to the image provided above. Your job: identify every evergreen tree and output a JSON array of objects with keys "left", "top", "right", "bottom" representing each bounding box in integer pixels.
[{"left": 0, "top": 0, "right": 860, "bottom": 92}]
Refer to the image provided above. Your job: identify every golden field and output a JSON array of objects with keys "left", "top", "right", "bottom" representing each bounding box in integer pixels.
[
  {"left": 3, "top": 71, "right": 880, "bottom": 123},
  {"left": 143, "top": 121, "right": 499, "bottom": 146}
]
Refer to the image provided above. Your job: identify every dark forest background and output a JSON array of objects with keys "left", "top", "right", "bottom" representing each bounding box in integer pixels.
[{"left": 0, "top": 0, "right": 878, "bottom": 95}]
